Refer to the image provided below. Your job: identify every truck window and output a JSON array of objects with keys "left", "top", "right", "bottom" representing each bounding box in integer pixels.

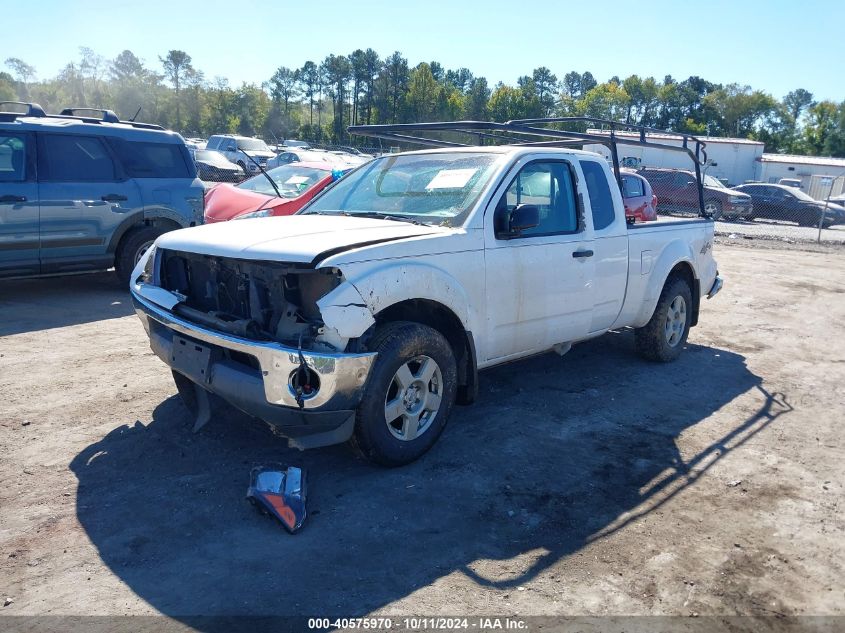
[
  {"left": 580, "top": 160, "right": 616, "bottom": 231},
  {"left": 41, "top": 134, "right": 117, "bottom": 182},
  {"left": 498, "top": 161, "right": 577, "bottom": 236},
  {"left": 0, "top": 133, "right": 26, "bottom": 182}
]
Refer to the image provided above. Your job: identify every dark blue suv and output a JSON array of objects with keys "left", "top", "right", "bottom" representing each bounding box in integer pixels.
[{"left": 0, "top": 103, "right": 204, "bottom": 284}]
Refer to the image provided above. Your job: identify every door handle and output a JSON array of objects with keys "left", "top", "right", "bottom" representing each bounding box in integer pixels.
[
  {"left": 0, "top": 195, "right": 27, "bottom": 203},
  {"left": 101, "top": 194, "right": 128, "bottom": 202},
  {"left": 572, "top": 250, "right": 594, "bottom": 258}
]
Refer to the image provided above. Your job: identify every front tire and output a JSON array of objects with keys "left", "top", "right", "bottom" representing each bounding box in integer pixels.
[
  {"left": 115, "top": 226, "right": 166, "bottom": 286},
  {"left": 635, "top": 276, "right": 693, "bottom": 362},
  {"left": 351, "top": 321, "right": 457, "bottom": 466}
]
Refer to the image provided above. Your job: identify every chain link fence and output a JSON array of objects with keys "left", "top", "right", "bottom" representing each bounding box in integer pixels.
[{"left": 627, "top": 167, "right": 845, "bottom": 244}]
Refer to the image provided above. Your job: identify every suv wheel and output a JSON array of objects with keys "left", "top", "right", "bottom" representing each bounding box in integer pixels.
[
  {"left": 351, "top": 321, "right": 457, "bottom": 466},
  {"left": 115, "top": 226, "right": 167, "bottom": 286}
]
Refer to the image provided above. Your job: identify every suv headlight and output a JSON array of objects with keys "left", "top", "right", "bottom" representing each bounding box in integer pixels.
[{"left": 235, "top": 209, "right": 272, "bottom": 220}]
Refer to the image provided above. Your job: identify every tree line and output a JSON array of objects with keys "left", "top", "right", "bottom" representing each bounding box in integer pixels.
[{"left": 2, "top": 47, "right": 844, "bottom": 157}]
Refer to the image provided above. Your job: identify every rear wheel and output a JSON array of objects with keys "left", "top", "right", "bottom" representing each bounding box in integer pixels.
[
  {"left": 115, "top": 225, "right": 167, "bottom": 286},
  {"left": 351, "top": 321, "right": 457, "bottom": 466},
  {"left": 635, "top": 276, "right": 693, "bottom": 362}
]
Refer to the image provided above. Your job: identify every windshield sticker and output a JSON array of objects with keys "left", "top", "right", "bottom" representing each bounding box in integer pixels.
[
  {"left": 285, "top": 175, "right": 311, "bottom": 185},
  {"left": 425, "top": 168, "right": 478, "bottom": 190}
]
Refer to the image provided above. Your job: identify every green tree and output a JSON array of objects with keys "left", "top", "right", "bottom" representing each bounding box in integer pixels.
[
  {"left": 159, "top": 50, "right": 194, "bottom": 131},
  {"left": 463, "top": 77, "right": 490, "bottom": 120},
  {"left": 406, "top": 63, "right": 441, "bottom": 122},
  {"left": 322, "top": 54, "right": 352, "bottom": 141},
  {"left": 578, "top": 82, "right": 631, "bottom": 120},
  {"left": 0, "top": 71, "right": 16, "bottom": 101},
  {"left": 802, "top": 101, "right": 841, "bottom": 156},
  {"left": 703, "top": 84, "right": 777, "bottom": 137},
  {"left": 377, "top": 51, "right": 409, "bottom": 124},
  {"left": 532, "top": 67, "right": 558, "bottom": 116}
]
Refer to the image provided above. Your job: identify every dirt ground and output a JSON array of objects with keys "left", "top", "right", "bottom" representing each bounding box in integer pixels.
[{"left": 0, "top": 243, "right": 843, "bottom": 629}]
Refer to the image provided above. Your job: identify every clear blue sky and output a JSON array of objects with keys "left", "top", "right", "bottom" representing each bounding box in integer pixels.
[{"left": 5, "top": 0, "right": 844, "bottom": 101}]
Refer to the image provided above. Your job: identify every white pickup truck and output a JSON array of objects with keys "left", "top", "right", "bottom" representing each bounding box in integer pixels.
[{"left": 131, "top": 141, "right": 722, "bottom": 466}]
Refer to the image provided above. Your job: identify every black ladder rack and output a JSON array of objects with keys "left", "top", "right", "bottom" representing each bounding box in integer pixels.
[{"left": 348, "top": 117, "right": 709, "bottom": 217}]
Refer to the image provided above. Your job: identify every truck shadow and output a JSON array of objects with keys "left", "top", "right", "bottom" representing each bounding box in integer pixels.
[
  {"left": 0, "top": 272, "right": 132, "bottom": 336},
  {"left": 69, "top": 333, "right": 788, "bottom": 621}
]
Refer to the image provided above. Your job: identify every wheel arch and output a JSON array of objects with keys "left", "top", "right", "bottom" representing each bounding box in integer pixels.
[
  {"left": 108, "top": 213, "right": 186, "bottom": 255},
  {"left": 633, "top": 242, "right": 700, "bottom": 329},
  {"left": 373, "top": 298, "right": 478, "bottom": 405}
]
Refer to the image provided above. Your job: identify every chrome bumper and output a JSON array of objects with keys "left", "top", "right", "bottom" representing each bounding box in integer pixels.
[
  {"left": 131, "top": 285, "right": 376, "bottom": 411},
  {"left": 707, "top": 274, "right": 723, "bottom": 299}
]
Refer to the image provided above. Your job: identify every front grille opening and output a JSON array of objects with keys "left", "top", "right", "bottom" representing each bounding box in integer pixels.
[{"left": 158, "top": 249, "right": 341, "bottom": 347}]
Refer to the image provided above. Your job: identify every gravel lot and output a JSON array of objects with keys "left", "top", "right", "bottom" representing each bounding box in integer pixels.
[
  {"left": 0, "top": 243, "right": 843, "bottom": 630},
  {"left": 714, "top": 218, "right": 845, "bottom": 245}
]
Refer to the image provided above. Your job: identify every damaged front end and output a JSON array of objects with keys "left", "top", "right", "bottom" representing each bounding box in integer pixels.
[
  {"left": 130, "top": 248, "right": 377, "bottom": 449},
  {"left": 157, "top": 249, "right": 370, "bottom": 353}
]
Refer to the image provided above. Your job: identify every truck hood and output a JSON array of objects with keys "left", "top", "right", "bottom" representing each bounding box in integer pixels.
[{"left": 155, "top": 214, "right": 448, "bottom": 264}]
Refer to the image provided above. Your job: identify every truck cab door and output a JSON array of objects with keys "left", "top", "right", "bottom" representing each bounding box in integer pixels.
[
  {"left": 0, "top": 131, "right": 39, "bottom": 277},
  {"left": 483, "top": 158, "right": 595, "bottom": 362},
  {"left": 36, "top": 132, "right": 143, "bottom": 274},
  {"left": 580, "top": 159, "right": 629, "bottom": 333}
]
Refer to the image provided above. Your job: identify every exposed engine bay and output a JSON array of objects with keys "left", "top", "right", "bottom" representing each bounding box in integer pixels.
[{"left": 158, "top": 249, "right": 350, "bottom": 352}]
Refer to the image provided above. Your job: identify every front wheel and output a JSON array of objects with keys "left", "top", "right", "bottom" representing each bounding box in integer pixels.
[
  {"left": 115, "top": 226, "right": 167, "bottom": 286},
  {"left": 351, "top": 321, "right": 457, "bottom": 466},
  {"left": 635, "top": 276, "right": 693, "bottom": 362}
]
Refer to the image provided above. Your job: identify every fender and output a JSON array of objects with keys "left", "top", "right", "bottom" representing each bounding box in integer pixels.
[
  {"left": 329, "top": 261, "right": 475, "bottom": 339},
  {"left": 106, "top": 208, "right": 189, "bottom": 254},
  {"left": 630, "top": 237, "right": 698, "bottom": 329},
  {"left": 142, "top": 205, "right": 193, "bottom": 228}
]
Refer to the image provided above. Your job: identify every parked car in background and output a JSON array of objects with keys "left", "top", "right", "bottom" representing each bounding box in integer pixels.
[
  {"left": 0, "top": 102, "right": 204, "bottom": 283},
  {"left": 620, "top": 170, "right": 657, "bottom": 222},
  {"left": 266, "top": 148, "right": 368, "bottom": 170},
  {"left": 280, "top": 139, "right": 311, "bottom": 149},
  {"left": 203, "top": 161, "right": 346, "bottom": 223},
  {"left": 733, "top": 183, "right": 845, "bottom": 228},
  {"left": 206, "top": 134, "right": 275, "bottom": 175},
  {"left": 184, "top": 137, "right": 206, "bottom": 151},
  {"left": 191, "top": 149, "right": 245, "bottom": 183},
  {"left": 777, "top": 178, "right": 802, "bottom": 189},
  {"left": 266, "top": 148, "right": 331, "bottom": 169},
  {"left": 637, "top": 168, "right": 752, "bottom": 220}
]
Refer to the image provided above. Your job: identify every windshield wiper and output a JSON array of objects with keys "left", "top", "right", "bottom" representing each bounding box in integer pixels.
[
  {"left": 240, "top": 150, "right": 282, "bottom": 199},
  {"left": 339, "top": 211, "right": 430, "bottom": 226}
]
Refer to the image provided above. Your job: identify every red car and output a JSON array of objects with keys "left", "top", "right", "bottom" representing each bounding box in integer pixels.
[
  {"left": 204, "top": 161, "right": 344, "bottom": 223},
  {"left": 620, "top": 170, "right": 657, "bottom": 222}
]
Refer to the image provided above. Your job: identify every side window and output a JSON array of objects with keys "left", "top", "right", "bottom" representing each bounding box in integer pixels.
[
  {"left": 622, "top": 175, "right": 644, "bottom": 198},
  {"left": 108, "top": 140, "right": 190, "bottom": 178},
  {"left": 226, "top": 140, "right": 238, "bottom": 151},
  {"left": 42, "top": 134, "right": 116, "bottom": 181},
  {"left": 206, "top": 138, "right": 219, "bottom": 150},
  {"left": 676, "top": 172, "right": 694, "bottom": 188},
  {"left": 0, "top": 133, "right": 26, "bottom": 182},
  {"left": 496, "top": 161, "right": 577, "bottom": 237},
  {"left": 580, "top": 160, "right": 616, "bottom": 231}
]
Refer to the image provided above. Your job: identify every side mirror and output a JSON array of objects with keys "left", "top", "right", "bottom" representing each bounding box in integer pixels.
[{"left": 507, "top": 204, "right": 540, "bottom": 236}]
